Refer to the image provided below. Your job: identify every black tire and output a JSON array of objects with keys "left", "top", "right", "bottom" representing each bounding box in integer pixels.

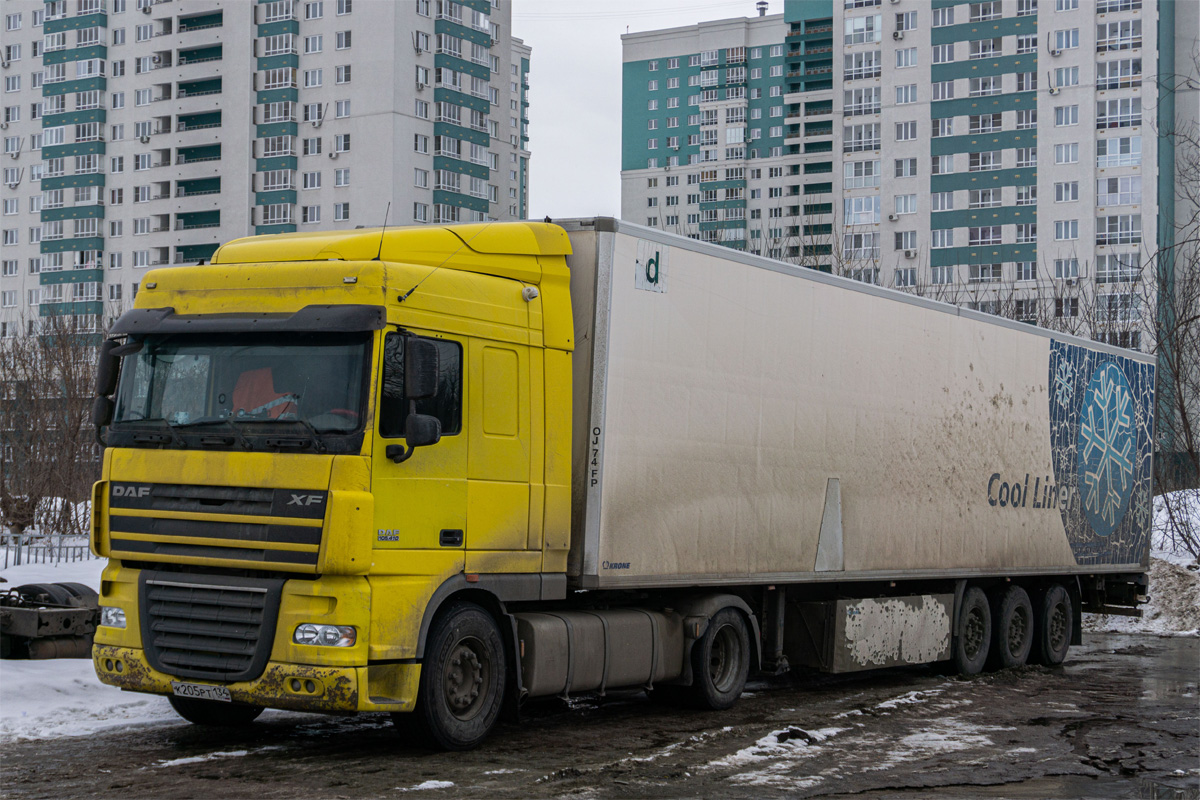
[
  {"left": 953, "top": 587, "right": 992, "bottom": 675},
  {"left": 14, "top": 583, "right": 75, "bottom": 606},
  {"left": 988, "top": 586, "right": 1034, "bottom": 670},
  {"left": 689, "top": 608, "right": 750, "bottom": 710},
  {"left": 1032, "top": 584, "right": 1073, "bottom": 666},
  {"left": 167, "top": 695, "right": 263, "bottom": 727},
  {"left": 405, "top": 602, "right": 506, "bottom": 751},
  {"left": 55, "top": 583, "right": 100, "bottom": 607}
]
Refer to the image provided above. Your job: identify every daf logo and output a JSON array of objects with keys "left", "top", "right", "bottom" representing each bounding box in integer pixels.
[
  {"left": 113, "top": 484, "right": 152, "bottom": 498},
  {"left": 288, "top": 494, "right": 324, "bottom": 507}
]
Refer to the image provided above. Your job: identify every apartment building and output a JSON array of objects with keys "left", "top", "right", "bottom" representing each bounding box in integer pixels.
[
  {"left": 621, "top": 0, "right": 1194, "bottom": 349},
  {"left": 0, "top": 0, "right": 531, "bottom": 337}
]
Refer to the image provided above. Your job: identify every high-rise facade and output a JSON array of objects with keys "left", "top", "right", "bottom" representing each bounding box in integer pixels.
[
  {"left": 1, "top": 0, "right": 530, "bottom": 337},
  {"left": 621, "top": 0, "right": 1193, "bottom": 350}
]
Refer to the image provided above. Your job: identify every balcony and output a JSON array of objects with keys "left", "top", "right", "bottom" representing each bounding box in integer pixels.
[
  {"left": 177, "top": 111, "right": 222, "bottom": 132},
  {"left": 177, "top": 77, "right": 222, "bottom": 98},
  {"left": 176, "top": 144, "right": 221, "bottom": 164},
  {"left": 178, "top": 45, "right": 223, "bottom": 66},
  {"left": 175, "top": 210, "right": 220, "bottom": 230},
  {"left": 178, "top": 11, "right": 223, "bottom": 33},
  {"left": 176, "top": 177, "right": 220, "bottom": 197}
]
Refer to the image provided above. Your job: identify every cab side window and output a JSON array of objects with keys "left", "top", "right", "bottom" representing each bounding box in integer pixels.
[{"left": 380, "top": 333, "right": 463, "bottom": 437}]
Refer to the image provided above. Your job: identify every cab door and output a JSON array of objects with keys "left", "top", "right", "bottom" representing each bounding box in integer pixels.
[
  {"left": 466, "top": 339, "right": 532, "bottom": 551},
  {"left": 371, "top": 329, "right": 467, "bottom": 555}
]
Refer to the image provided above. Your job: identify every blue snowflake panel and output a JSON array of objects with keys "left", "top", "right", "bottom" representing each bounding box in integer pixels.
[
  {"left": 1076, "top": 364, "right": 1135, "bottom": 537},
  {"left": 1048, "top": 340, "right": 1153, "bottom": 565}
]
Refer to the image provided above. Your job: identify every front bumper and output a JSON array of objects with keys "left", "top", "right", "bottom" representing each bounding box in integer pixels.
[{"left": 93, "top": 645, "right": 421, "bottom": 714}]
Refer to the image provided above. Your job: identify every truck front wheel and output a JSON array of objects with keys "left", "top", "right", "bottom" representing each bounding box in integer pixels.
[
  {"left": 408, "top": 602, "right": 506, "bottom": 751},
  {"left": 690, "top": 608, "right": 750, "bottom": 710},
  {"left": 953, "top": 587, "right": 991, "bottom": 675},
  {"left": 167, "top": 696, "right": 263, "bottom": 727}
]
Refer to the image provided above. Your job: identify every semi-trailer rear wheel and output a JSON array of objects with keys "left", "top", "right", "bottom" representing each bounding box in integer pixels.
[
  {"left": 1032, "top": 584, "right": 1073, "bottom": 666},
  {"left": 404, "top": 601, "right": 506, "bottom": 751},
  {"left": 989, "top": 585, "right": 1034, "bottom": 669},
  {"left": 167, "top": 696, "right": 264, "bottom": 727},
  {"left": 690, "top": 608, "right": 750, "bottom": 710},
  {"left": 953, "top": 587, "right": 991, "bottom": 675}
]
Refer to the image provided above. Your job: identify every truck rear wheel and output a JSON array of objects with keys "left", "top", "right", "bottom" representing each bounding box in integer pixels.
[
  {"left": 1032, "top": 584, "right": 1072, "bottom": 666},
  {"left": 689, "top": 608, "right": 750, "bottom": 710},
  {"left": 167, "top": 696, "right": 263, "bottom": 727},
  {"left": 953, "top": 587, "right": 991, "bottom": 675},
  {"left": 407, "top": 602, "right": 506, "bottom": 751},
  {"left": 989, "top": 586, "right": 1033, "bottom": 669}
]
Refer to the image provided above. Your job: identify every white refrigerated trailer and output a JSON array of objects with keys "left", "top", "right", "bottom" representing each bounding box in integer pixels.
[{"left": 521, "top": 218, "right": 1153, "bottom": 693}]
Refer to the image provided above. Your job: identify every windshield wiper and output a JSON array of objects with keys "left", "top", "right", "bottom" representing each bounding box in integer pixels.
[
  {"left": 169, "top": 417, "right": 252, "bottom": 450},
  {"left": 254, "top": 418, "right": 327, "bottom": 453},
  {"left": 130, "top": 419, "right": 187, "bottom": 448}
]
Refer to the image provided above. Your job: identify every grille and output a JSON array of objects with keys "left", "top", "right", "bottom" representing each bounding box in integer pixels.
[
  {"left": 108, "top": 482, "right": 326, "bottom": 574},
  {"left": 139, "top": 571, "right": 284, "bottom": 683}
]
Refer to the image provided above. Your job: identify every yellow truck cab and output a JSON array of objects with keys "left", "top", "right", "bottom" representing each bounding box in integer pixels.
[
  {"left": 91, "top": 219, "right": 1153, "bottom": 750},
  {"left": 92, "top": 222, "right": 575, "bottom": 748}
]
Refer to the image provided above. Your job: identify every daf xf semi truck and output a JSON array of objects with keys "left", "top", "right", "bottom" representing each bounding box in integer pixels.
[{"left": 89, "top": 219, "right": 1154, "bottom": 749}]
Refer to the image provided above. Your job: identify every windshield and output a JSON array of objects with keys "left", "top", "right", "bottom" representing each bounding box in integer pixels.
[{"left": 112, "top": 332, "right": 370, "bottom": 436}]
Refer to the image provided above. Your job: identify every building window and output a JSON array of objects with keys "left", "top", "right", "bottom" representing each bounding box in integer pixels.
[
  {"left": 334, "top": 202, "right": 350, "bottom": 221},
  {"left": 844, "top": 14, "right": 882, "bottom": 45},
  {"left": 969, "top": 227, "right": 1001, "bottom": 246},
  {"left": 1054, "top": 220, "right": 1079, "bottom": 241},
  {"left": 1054, "top": 143, "right": 1079, "bottom": 165},
  {"left": 302, "top": 205, "right": 321, "bottom": 224},
  {"left": 336, "top": 65, "right": 351, "bottom": 84},
  {"left": 1055, "top": 181, "right": 1079, "bottom": 202},
  {"left": 1055, "top": 259, "right": 1080, "bottom": 279}
]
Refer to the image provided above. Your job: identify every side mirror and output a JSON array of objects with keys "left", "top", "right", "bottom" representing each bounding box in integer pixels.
[
  {"left": 384, "top": 414, "right": 441, "bottom": 464},
  {"left": 95, "top": 339, "right": 120, "bottom": 396},
  {"left": 405, "top": 413, "right": 441, "bottom": 448},
  {"left": 90, "top": 393, "right": 112, "bottom": 438},
  {"left": 404, "top": 338, "right": 440, "bottom": 399}
]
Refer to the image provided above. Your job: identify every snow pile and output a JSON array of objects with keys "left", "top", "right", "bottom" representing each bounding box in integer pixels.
[
  {"left": 1084, "top": 490, "right": 1200, "bottom": 637},
  {"left": 1085, "top": 554, "right": 1200, "bottom": 637}
]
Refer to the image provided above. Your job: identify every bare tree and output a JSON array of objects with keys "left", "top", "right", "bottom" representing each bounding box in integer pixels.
[{"left": 0, "top": 312, "right": 102, "bottom": 543}]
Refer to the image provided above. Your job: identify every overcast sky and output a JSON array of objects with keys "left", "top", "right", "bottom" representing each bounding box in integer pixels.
[{"left": 513, "top": 0, "right": 764, "bottom": 220}]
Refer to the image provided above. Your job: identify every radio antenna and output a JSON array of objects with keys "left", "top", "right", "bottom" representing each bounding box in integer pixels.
[{"left": 373, "top": 201, "right": 391, "bottom": 261}]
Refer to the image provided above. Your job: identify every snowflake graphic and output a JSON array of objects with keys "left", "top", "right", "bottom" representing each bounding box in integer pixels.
[
  {"left": 1054, "top": 360, "right": 1076, "bottom": 408},
  {"left": 1078, "top": 364, "right": 1134, "bottom": 531}
]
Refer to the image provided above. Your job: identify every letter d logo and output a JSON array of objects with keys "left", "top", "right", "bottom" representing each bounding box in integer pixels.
[{"left": 635, "top": 240, "right": 668, "bottom": 293}]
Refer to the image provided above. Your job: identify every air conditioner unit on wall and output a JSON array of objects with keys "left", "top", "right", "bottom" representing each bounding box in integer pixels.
[
  {"left": 893, "top": 31, "right": 904, "bottom": 40},
  {"left": 904, "top": 249, "right": 916, "bottom": 258}
]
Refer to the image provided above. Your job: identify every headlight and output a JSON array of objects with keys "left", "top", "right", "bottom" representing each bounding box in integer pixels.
[
  {"left": 293, "top": 623, "right": 356, "bottom": 647},
  {"left": 100, "top": 606, "right": 127, "bottom": 629}
]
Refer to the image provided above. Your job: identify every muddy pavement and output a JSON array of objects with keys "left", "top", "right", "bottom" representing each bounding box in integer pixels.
[{"left": 2, "top": 633, "right": 1196, "bottom": 800}]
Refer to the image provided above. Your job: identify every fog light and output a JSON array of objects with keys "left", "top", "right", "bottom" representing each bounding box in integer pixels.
[
  {"left": 293, "top": 623, "right": 356, "bottom": 647},
  {"left": 100, "top": 606, "right": 126, "bottom": 629}
]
